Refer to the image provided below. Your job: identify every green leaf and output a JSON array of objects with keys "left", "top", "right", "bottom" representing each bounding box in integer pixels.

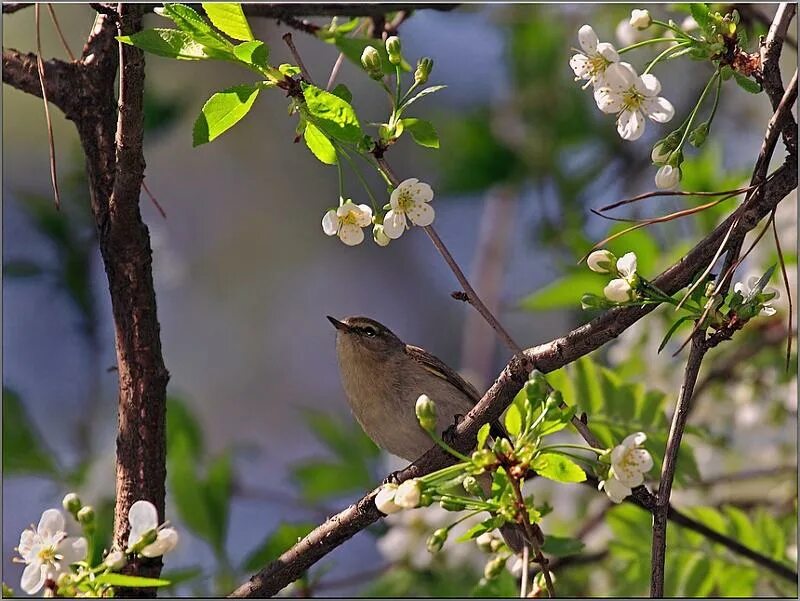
[
  {"left": 330, "top": 84, "right": 353, "bottom": 104},
  {"left": 168, "top": 433, "right": 214, "bottom": 545},
  {"left": 733, "top": 71, "right": 762, "bottom": 94},
  {"left": 204, "top": 452, "right": 233, "bottom": 555},
  {"left": 503, "top": 404, "right": 522, "bottom": 437},
  {"left": 242, "top": 523, "right": 315, "bottom": 572},
  {"left": 3, "top": 387, "right": 57, "bottom": 475},
  {"left": 167, "top": 396, "right": 204, "bottom": 456},
  {"left": 689, "top": 3, "right": 710, "bottom": 30},
  {"left": 117, "top": 29, "right": 225, "bottom": 61},
  {"left": 94, "top": 574, "right": 171, "bottom": 587},
  {"left": 202, "top": 3, "right": 254, "bottom": 41},
  {"left": 156, "top": 4, "right": 234, "bottom": 53},
  {"left": 676, "top": 552, "right": 715, "bottom": 596},
  {"left": 476, "top": 422, "right": 491, "bottom": 449},
  {"left": 532, "top": 453, "right": 586, "bottom": 483},
  {"left": 541, "top": 535, "right": 585, "bottom": 557},
  {"left": 519, "top": 272, "right": 602, "bottom": 311},
  {"left": 3, "top": 260, "right": 44, "bottom": 278},
  {"left": 303, "top": 123, "right": 338, "bottom": 165},
  {"left": 658, "top": 315, "right": 693, "bottom": 353},
  {"left": 400, "top": 118, "right": 439, "bottom": 148},
  {"left": 456, "top": 521, "right": 491, "bottom": 542},
  {"left": 233, "top": 40, "right": 268, "bottom": 67},
  {"left": 403, "top": 85, "right": 447, "bottom": 110},
  {"left": 193, "top": 84, "right": 260, "bottom": 146},
  {"left": 302, "top": 84, "right": 363, "bottom": 143}
]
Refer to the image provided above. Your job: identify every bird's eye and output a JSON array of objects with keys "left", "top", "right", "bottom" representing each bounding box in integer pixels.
[{"left": 362, "top": 326, "right": 378, "bottom": 337}]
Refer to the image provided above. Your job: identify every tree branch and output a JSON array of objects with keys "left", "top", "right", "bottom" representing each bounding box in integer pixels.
[
  {"left": 650, "top": 332, "right": 708, "bottom": 597},
  {"left": 2, "top": 48, "right": 78, "bottom": 113}
]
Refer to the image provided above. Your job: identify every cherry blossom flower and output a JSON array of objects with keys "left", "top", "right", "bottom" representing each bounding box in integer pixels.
[
  {"left": 375, "top": 484, "right": 402, "bottom": 514},
  {"left": 16, "top": 509, "right": 87, "bottom": 595},
  {"left": 594, "top": 63, "right": 674, "bottom": 141},
  {"left": 394, "top": 479, "right": 423, "bottom": 509},
  {"left": 603, "top": 252, "right": 639, "bottom": 302},
  {"left": 382, "top": 178, "right": 435, "bottom": 239},
  {"left": 126, "top": 500, "right": 178, "bottom": 558},
  {"left": 655, "top": 164, "right": 681, "bottom": 189},
  {"left": 734, "top": 276, "right": 780, "bottom": 316},
  {"left": 587, "top": 249, "right": 616, "bottom": 274},
  {"left": 598, "top": 475, "right": 632, "bottom": 503},
  {"left": 569, "top": 25, "right": 620, "bottom": 88},
  {"left": 322, "top": 200, "right": 373, "bottom": 246},
  {"left": 610, "top": 432, "right": 654, "bottom": 487}
]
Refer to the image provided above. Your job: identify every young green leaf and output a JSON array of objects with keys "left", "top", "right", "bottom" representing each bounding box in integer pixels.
[
  {"left": 733, "top": 71, "right": 762, "bottom": 94},
  {"left": 202, "top": 3, "right": 254, "bottom": 41},
  {"left": 304, "top": 123, "right": 338, "bottom": 165},
  {"left": 331, "top": 83, "right": 353, "bottom": 104},
  {"left": 3, "top": 388, "right": 58, "bottom": 475},
  {"left": 156, "top": 3, "right": 234, "bottom": 53},
  {"left": 204, "top": 452, "right": 233, "bottom": 555},
  {"left": 476, "top": 422, "right": 491, "bottom": 449},
  {"left": 532, "top": 453, "right": 586, "bottom": 483},
  {"left": 302, "top": 84, "right": 363, "bottom": 143},
  {"left": 402, "top": 85, "right": 447, "bottom": 110},
  {"left": 541, "top": 535, "right": 585, "bottom": 557},
  {"left": 504, "top": 404, "right": 522, "bottom": 437},
  {"left": 94, "top": 574, "right": 171, "bottom": 588},
  {"left": 400, "top": 118, "right": 439, "bottom": 148},
  {"left": 117, "top": 29, "right": 225, "bottom": 61},
  {"left": 192, "top": 84, "right": 260, "bottom": 146},
  {"left": 233, "top": 40, "right": 268, "bottom": 68}
]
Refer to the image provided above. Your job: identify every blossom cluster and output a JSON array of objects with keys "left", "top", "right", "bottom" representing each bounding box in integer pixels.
[
  {"left": 322, "top": 178, "right": 434, "bottom": 247},
  {"left": 587, "top": 250, "right": 640, "bottom": 303}
]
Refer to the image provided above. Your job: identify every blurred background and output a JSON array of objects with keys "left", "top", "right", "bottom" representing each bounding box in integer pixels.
[{"left": 3, "top": 3, "right": 797, "bottom": 596}]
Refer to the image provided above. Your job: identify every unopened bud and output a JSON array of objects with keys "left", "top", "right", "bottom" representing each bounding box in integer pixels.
[
  {"left": 492, "top": 437, "right": 514, "bottom": 458},
  {"left": 587, "top": 249, "right": 617, "bottom": 274},
  {"left": 476, "top": 532, "right": 495, "bottom": 551},
  {"left": 62, "top": 493, "right": 82, "bottom": 515},
  {"left": 426, "top": 527, "right": 448, "bottom": 553},
  {"left": 394, "top": 478, "right": 422, "bottom": 509},
  {"left": 415, "top": 394, "right": 437, "bottom": 432},
  {"left": 77, "top": 506, "right": 95, "bottom": 525},
  {"left": 471, "top": 448, "right": 496, "bottom": 468},
  {"left": 462, "top": 475, "right": 483, "bottom": 497},
  {"left": 651, "top": 141, "right": 671, "bottom": 164},
  {"left": 629, "top": 9, "right": 652, "bottom": 30},
  {"left": 415, "top": 57, "right": 433, "bottom": 84},
  {"left": 385, "top": 36, "right": 402, "bottom": 65},
  {"left": 525, "top": 371, "right": 550, "bottom": 402},
  {"left": 373, "top": 224, "right": 391, "bottom": 247},
  {"left": 484, "top": 556, "right": 506, "bottom": 580},
  {"left": 361, "top": 46, "right": 383, "bottom": 80}
]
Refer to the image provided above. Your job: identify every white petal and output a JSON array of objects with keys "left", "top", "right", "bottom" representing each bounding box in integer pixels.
[
  {"left": 613, "top": 466, "right": 645, "bottom": 488},
  {"left": 610, "top": 444, "right": 627, "bottom": 465},
  {"left": 761, "top": 306, "right": 777, "bottom": 316},
  {"left": 636, "top": 73, "right": 661, "bottom": 96},
  {"left": 616, "top": 253, "right": 638, "bottom": 278},
  {"left": 603, "top": 62, "right": 637, "bottom": 90},
  {"left": 141, "top": 527, "right": 179, "bottom": 558},
  {"left": 765, "top": 286, "right": 780, "bottom": 300},
  {"left": 604, "top": 279, "right": 633, "bottom": 302},
  {"left": 578, "top": 25, "right": 598, "bottom": 54},
  {"left": 622, "top": 431, "right": 646, "bottom": 447},
  {"left": 655, "top": 165, "right": 680, "bottom": 189},
  {"left": 18, "top": 528, "right": 36, "bottom": 559},
  {"left": 617, "top": 109, "right": 646, "bottom": 141},
  {"left": 21, "top": 563, "right": 47, "bottom": 595},
  {"left": 594, "top": 87, "right": 624, "bottom": 114},
  {"left": 569, "top": 53, "right": 590, "bottom": 78},
  {"left": 746, "top": 276, "right": 761, "bottom": 290},
  {"left": 601, "top": 477, "right": 631, "bottom": 503},
  {"left": 628, "top": 448, "right": 654, "bottom": 472},
  {"left": 643, "top": 96, "right": 674, "bottom": 123},
  {"left": 322, "top": 210, "right": 339, "bottom": 236},
  {"left": 338, "top": 223, "right": 365, "bottom": 246},
  {"left": 409, "top": 181, "right": 434, "bottom": 204},
  {"left": 58, "top": 536, "right": 88, "bottom": 566},
  {"left": 390, "top": 178, "right": 419, "bottom": 209},
  {"left": 382, "top": 210, "right": 407, "bottom": 239},
  {"left": 38, "top": 509, "right": 65, "bottom": 540},
  {"left": 734, "top": 282, "right": 747, "bottom": 295},
  {"left": 596, "top": 42, "right": 619, "bottom": 62},
  {"left": 407, "top": 201, "right": 435, "bottom": 227},
  {"left": 354, "top": 204, "right": 373, "bottom": 227},
  {"left": 375, "top": 484, "right": 402, "bottom": 514},
  {"left": 128, "top": 500, "right": 159, "bottom": 546}
]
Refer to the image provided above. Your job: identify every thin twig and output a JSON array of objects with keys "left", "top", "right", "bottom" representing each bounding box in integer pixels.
[
  {"left": 282, "top": 32, "right": 313, "bottom": 84},
  {"left": 35, "top": 4, "right": 62, "bottom": 210},
  {"left": 46, "top": 3, "right": 76, "bottom": 61},
  {"left": 508, "top": 475, "right": 554, "bottom": 597},
  {"left": 597, "top": 184, "right": 756, "bottom": 213},
  {"left": 520, "top": 544, "right": 529, "bottom": 598},
  {"left": 141, "top": 180, "right": 167, "bottom": 219},
  {"left": 771, "top": 208, "right": 793, "bottom": 369},
  {"left": 650, "top": 331, "right": 707, "bottom": 597}
]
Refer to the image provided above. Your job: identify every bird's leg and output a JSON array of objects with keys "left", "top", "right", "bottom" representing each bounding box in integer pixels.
[{"left": 442, "top": 413, "right": 465, "bottom": 446}]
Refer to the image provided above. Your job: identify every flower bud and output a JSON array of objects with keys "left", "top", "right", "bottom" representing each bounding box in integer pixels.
[
  {"left": 484, "top": 556, "right": 506, "bottom": 580},
  {"left": 415, "top": 394, "right": 437, "bottom": 432},
  {"left": 580, "top": 293, "right": 609, "bottom": 310},
  {"left": 493, "top": 437, "right": 514, "bottom": 457},
  {"left": 704, "top": 281, "right": 716, "bottom": 297},
  {"left": 394, "top": 479, "right": 422, "bottom": 509},
  {"left": 462, "top": 475, "right": 483, "bottom": 497},
  {"left": 544, "top": 390, "right": 563, "bottom": 412},
  {"left": 525, "top": 370, "right": 550, "bottom": 403},
  {"left": 77, "top": 506, "right": 95, "bottom": 525},
  {"left": 604, "top": 278, "right": 635, "bottom": 302},
  {"left": 385, "top": 36, "right": 402, "bottom": 65},
  {"left": 426, "top": 528, "right": 448, "bottom": 553},
  {"left": 373, "top": 224, "right": 391, "bottom": 247},
  {"left": 104, "top": 550, "right": 127, "bottom": 571},
  {"left": 667, "top": 149, "right": 684, "bottom": 167},
  {"left": 62, "top": 493, "right": 82, "bottom": 515},
  {"left": 471, "top": 448, "right": 496, "bottom": 468},
  {"left": 651, "top": 141, "right": 671, "bottom": 164},
  {"left": 361, "top": 46, "right": 383, "bottom": 80},
  {"left": 587, "top": 249, "right": 617, "bottom": 274},
  {"left": 629, "top": 9, "right": 651, "bottom": 30},
  {"left": 415, "top": 57, "right": 433, "bottom": 84},
  {"left": 655, "top": 165, "right": 681, "bottom": 190},
  {"left": 476, "top": 532, "right": 495, "bottom": 551},
  {"left": 375, "top": 483, "right": 402, "bottom": 514},
  {"left": 688, "top": 122, "right": 709, "bottom": 147}
]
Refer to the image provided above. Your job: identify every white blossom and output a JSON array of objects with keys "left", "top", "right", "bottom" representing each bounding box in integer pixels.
[
  {"left": 127, "top": 500, "right": 178, "bottom": 558},
  {"left": 382, "top": 179, "right": 435, "bottom": 239},
  {"left": 655, "top": 164, "right": 681, "bottom": 189},
  {"left": 598, "top": 475, "right": 631, "bottom": 503},
  {"left": 610, "top": 432, "right": 654, "bottom": 487},
  {"left": 569, "top": 25, "right": 620, "bottom": 88},
  {"left": 734, "top": 276, "right": 780, "bottom": 316},
  {"left": 16, "top": 509, "right": 87, "bottom": 595},
  {"left": 322, "top": 200, "right": 373, "bottom": 246},
  {"left": 594, "top": 63, "right": 674, "bottom": 141},
  {"left": 375, "top": 484, "right": 402, "bottom": 514},
  {"left": 603, "top": 252, "right": 638, "bottom": 302},
  {"left": 587, "top": 249, "right": 616, "bottom": 274},
  {"left": 394, "top": 479, "right": 422, "bottom": 509},
  {"left": 629, "top": 9, "right": 652, "bottom": 30},
  {"left": 651, "top": 142, "right": 671, "bottom": 164}
]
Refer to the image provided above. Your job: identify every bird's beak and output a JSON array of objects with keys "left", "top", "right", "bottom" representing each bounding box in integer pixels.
[{"left": 327, "top": 315, "right": 349, "bottom": 331}]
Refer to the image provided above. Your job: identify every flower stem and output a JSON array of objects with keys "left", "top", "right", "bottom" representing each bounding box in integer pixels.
[
  {"left": 429, "top": 430, "right": 473, "bottom": 463},
  {"left": 674, "top": 71, "right": 720, "bottom": 154},
  {"left": 618, "top": 37, "right": 681, "bottom": 54},
  {"left": 651, "top": 19, "right": 697, "bottom": 42},
  {"left": 538, "top": 443, "right": 606, "bottom": 455},
  {"left": 643, "top": 41, "right": 692, "bottom": 74}
]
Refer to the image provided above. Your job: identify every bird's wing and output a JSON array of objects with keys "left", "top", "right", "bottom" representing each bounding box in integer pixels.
[{"left": 404, "top": 344, "right": 509, "bottom": 441}]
